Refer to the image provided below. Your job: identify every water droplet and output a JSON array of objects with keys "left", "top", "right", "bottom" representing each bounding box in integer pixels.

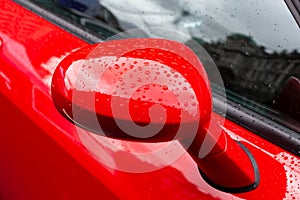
[
  {"left": 291, "top": 160, "right": 295, "bottom": 164},
  {"left": 144, "top": 85, "right": 150, "bottom": 90},
  {"left": 162, "top": 85, "right": 168, "bottom": 90}
]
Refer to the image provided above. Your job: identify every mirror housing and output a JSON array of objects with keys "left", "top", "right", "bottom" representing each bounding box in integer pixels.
[{"left": 51, "top": 38, "right": 259, "bottom": 193}]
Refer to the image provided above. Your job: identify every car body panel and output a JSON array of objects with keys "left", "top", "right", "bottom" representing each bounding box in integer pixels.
[{"left": 0, "top": 0, "right": 299, "bottom": 199}]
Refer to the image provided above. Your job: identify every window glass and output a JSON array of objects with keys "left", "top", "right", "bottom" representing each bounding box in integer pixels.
[{"left": 28, "top": 0, "right": 300, "bottom": 130}]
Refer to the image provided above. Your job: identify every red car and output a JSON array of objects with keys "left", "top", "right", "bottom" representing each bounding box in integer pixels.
[{"left": 0, "top": 0, "right": 299, "bottom": 199}]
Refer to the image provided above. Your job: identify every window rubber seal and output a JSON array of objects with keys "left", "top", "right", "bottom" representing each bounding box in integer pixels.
[
  {"left": 285, "top": 0, "right": 300, "bottom": 28},
  {"left": 14, "top": 0, "right": 102, "bottom": 43},
  {"left": 214, "top": 93, "right": 300, "bottom": 157}
]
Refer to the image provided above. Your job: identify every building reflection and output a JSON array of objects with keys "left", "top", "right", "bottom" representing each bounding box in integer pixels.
[{"left": 201, "top": 34, "right": 300, "bottom": 106}]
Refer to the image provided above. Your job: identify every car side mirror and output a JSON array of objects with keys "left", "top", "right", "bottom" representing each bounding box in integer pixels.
[{"left": 51, "top": 38, "right": 259, "bottom": 193}]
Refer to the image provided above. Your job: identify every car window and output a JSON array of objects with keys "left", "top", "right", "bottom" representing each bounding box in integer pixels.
[{"left": 25, "top": 0, "right": 300, "bottom": 132}]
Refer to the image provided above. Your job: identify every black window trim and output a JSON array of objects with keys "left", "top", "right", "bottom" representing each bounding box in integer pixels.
[
  {"left": 15, "top": 0, "right": 300, "bottom": 156},
  {"left": 285, "top": 0, "right": 300, "bottom": 28},
  {"left": 213, "top": 92, "right": 300, "bottom": 156},
  {"left": 15, "top": 0, "right": 102, "bottom": 43}
]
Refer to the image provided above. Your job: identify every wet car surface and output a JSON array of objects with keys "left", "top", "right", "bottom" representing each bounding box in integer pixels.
[{"left": 0, "top": 0, "right": 300, "bottom": 199}]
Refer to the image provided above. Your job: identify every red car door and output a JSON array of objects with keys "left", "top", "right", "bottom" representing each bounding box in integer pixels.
[{"left": 0, "top": 0, "right": 299, "bottom": 199}]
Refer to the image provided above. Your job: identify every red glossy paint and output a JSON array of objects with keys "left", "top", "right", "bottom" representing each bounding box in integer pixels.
[
  {"left": 51, "top": 39, "right": 211, "bottom": 141},
  {"left": 51, "top": 38, "right": 257, "bottom": 191},
  {"left": 0, "top": 0, "right": 299, "bottom": 200}
]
